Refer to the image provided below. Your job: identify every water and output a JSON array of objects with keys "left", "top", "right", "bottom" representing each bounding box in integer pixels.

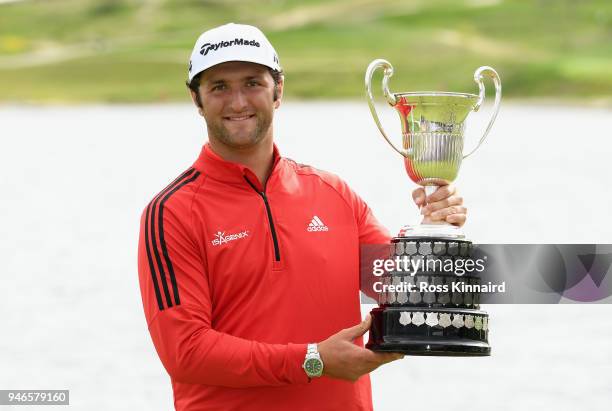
[{"left": 0, "top": 102, "right": 610, "bottom": 410}]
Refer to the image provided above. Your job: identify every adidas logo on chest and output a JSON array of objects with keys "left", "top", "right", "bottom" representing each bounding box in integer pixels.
[{"left": 307, "top": 215, "right": 329, "bottom": 232}]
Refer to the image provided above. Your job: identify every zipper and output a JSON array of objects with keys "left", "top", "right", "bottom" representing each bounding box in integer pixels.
[{"left": 244, "top": 177, "right": 281, "bottom": 262}]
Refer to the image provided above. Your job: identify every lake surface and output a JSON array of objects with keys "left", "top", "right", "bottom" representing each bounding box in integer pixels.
[{"left": 0, "top": 102, "right": 610, "bottom": 410}]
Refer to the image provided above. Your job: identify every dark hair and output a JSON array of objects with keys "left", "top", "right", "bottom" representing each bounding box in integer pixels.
[{"left": 186, "top": 67, "right": 283, "bottom": 108}]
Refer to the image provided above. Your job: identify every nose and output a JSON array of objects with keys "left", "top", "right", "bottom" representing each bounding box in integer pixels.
[{"left": 230, "top": 88, "right": 248, "bottom": 112}]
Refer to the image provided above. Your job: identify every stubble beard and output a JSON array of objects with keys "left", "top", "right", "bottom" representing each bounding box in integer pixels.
[{"left": 207, "top": 112, "right": 272, "bottom": 150}]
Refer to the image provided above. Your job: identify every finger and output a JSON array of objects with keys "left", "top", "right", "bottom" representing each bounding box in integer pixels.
[
  {"left": 376, "top": 352, "right": 405, "bottom": 363},
  {"left": 426, "top": 184, "right": 456, "bottom": 203},
  {"left": 412, "top": 188, "right": 426, "bottom": 207},
  {"left": 446, "top": 213, "right": 467, "bottom": 227},
  {"left": 342, "top": 314, "right": 372, "bottom": 340},
  {"left": 430, "top": 205, "right": 467, "bottom": 220},
  {"left": 421, "top": 195, "right": 463, "bottom": 215},
  {"left": 362, "top": 351, "right": 405, "bottom": 366}
]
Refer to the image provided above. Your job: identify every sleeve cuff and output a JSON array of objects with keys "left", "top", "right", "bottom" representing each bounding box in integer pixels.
[{"left": 287, "top": 343, "right": 309, "bottom": 384}]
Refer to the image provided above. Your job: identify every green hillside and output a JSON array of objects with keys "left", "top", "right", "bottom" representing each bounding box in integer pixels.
[{"left": 0, "top": 0, "right": 610, "bottom": 103}]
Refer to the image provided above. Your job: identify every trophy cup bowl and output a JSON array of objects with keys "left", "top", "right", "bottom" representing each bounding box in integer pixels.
[
  {"left": 365, "top": 59, "right": 501, "bottom": 239},
  {"left": 364, "top": 59, "right": 501, "bottom": 356}
]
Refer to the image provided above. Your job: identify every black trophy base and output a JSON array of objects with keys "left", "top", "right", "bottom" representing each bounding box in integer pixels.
[{"left": 366, "top": 307, "right": 491, "bottom": 357}]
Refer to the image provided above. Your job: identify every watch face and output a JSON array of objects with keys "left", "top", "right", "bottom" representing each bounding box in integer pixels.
[{"left": 305, "top": 358, "right": 323, "bottom": 376}]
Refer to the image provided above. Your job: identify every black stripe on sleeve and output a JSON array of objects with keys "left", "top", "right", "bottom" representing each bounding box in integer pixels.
[
  {"left": 144, "top": 201, "right": 164, "bottom": 311},
  {"left": 158, "top": 171, "right": 201, "bottom": 306},
  {"left": 145, "top": 168, "right": 195, "bottom": 311}
]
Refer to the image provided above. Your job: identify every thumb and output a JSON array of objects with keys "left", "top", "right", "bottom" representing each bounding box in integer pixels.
[
  {"left": 343, "top": 314, "right": 372, "bottom": 340},
  {"left": 412, "top": 188, "right": 426, "bottom": 207}
]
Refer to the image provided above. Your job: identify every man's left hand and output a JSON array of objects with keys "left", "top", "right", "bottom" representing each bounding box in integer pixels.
[{"left": 412, "top": 184, "right": 467, "bottom": 227}]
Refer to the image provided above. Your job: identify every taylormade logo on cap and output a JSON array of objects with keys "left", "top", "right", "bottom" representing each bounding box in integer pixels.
[
  {"left": 200, "top": 38, "right": 260, "bottom": 56},
  {"left": 188, "top": 23, "right": 281, "bottom": 82}
]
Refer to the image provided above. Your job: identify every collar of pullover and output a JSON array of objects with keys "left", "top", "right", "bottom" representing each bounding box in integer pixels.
[{"left": 193, "top": 143, "right": 283, "bottom": 192}]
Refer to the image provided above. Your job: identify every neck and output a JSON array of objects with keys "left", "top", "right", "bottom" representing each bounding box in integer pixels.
[{"left": 209, "top": 136, "right": 274, "bottom": 187}]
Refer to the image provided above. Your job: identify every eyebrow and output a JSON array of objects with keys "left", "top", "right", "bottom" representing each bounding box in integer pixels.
[{"left": 206, "top": 75, "right": 265, "bottom": 85}]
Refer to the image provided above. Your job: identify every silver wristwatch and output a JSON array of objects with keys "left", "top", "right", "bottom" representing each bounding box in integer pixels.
[{"left": 302, "top": 343, "right": 324, "bottom": 379}]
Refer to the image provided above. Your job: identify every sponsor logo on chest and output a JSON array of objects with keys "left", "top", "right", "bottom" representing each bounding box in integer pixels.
[
  {"left": 211, "top": 230, "right": 249, "bottom": 246},
  {"left": 307, "top": 216, "right": 329, "bottom": 232}
]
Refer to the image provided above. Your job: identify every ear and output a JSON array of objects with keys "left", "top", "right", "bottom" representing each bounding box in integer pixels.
[
  {"left": 189, "top": 89, "right": 204, "bottom": 116},
  {"left": 273, "top": 76, "right": 284, "bottom": 109}
]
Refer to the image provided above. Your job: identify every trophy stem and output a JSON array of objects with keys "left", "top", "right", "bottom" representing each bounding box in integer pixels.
[
  {"left": 425, "top": 185, "right": 436, "bottom": 197},
  {"left": 400, "top": 184, "right": 466, "bottom": 239},
  {"left": 421, "top": 186, "right": 439, "bottom": 225},
  {"left": 421, "top": 186, "right": 448, "bottom": 226},
  {"left": 424, "top": 186, "right": 437, "bottom": 204}
]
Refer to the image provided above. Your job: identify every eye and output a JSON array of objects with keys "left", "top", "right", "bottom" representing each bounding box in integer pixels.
[
  {"left": 246, "top": 80, "right": 260, "bottom": 87},
  {"left": 211, "top": 84, "right": 226, "bottom": 92}
]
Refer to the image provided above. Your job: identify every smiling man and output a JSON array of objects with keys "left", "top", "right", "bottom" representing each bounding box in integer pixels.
[{"left": 138, "top": 23, "right": 467, "bottom": 411}]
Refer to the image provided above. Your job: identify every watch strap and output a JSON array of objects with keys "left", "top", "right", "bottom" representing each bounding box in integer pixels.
[{"left": 307, "top": 343, "right": 318, "bottom": 355}]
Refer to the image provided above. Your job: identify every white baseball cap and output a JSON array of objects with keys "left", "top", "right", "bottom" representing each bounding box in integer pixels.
[{"left": 187, "top": 23, "right": 281, "bottom": 83}]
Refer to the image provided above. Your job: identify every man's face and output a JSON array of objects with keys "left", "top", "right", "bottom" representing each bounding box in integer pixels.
[{"left": 194, "top": 61, "right": 282, "bottom": 150}]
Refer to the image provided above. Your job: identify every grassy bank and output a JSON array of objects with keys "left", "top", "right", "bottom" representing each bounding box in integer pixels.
[{"left": 0, "top": 0, "right": 611, "bottom": 103}]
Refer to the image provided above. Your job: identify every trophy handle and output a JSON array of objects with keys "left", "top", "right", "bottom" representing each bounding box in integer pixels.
[
  {"left": 365, "top": 59, "right": 412, "bottom": 157},
  {"left": 463, "top": 66, "right": 502, "bottom": 159}
]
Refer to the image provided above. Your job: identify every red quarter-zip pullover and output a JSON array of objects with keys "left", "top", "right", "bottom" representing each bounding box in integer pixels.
[{"left": 138, "top": 144, "right": 390, "bottom": 410}]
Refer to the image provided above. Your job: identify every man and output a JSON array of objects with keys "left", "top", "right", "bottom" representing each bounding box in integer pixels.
[{"left": 138, "top": 23, "right": 466, "bottom": 411}]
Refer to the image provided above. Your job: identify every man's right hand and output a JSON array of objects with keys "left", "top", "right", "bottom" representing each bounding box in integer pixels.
[{"left": 317, "top": 315, "right": 404, "bottom": 382}]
